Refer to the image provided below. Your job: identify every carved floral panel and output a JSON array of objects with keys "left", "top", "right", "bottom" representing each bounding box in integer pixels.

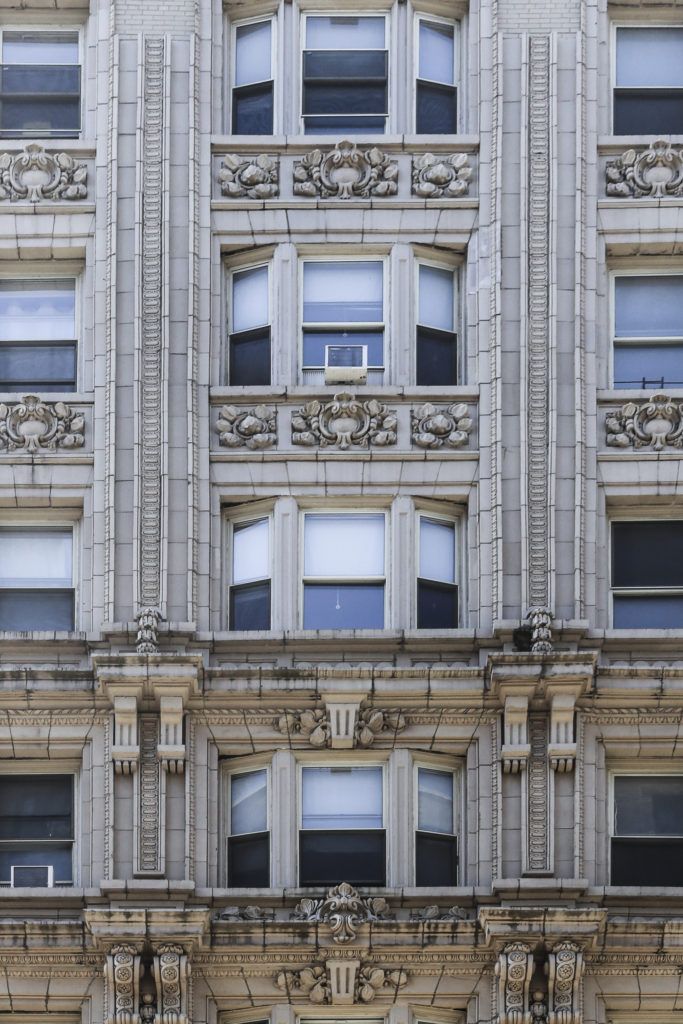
[{"left": 0, "top": 145, "right": 87, "bottom": 202}]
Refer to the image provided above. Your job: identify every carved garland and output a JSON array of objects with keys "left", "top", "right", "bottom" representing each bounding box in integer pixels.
[
  {"left": 605, "top": 394, "right": 683, "bottom": 451},
  {"left": 0, "top": 144, "right": 87, "bottom": 202},
  {"left": 294, "top": 141, "right": 398, "bottom": 199},
  {"left": 292, "top": 392, "right": 397, "bottom": 449},
  {"left": 292, "top": 882, "right": 392, "bottom": 943},
  {"left": 0, "top": 395, "right": 84, "bottom": 452}
]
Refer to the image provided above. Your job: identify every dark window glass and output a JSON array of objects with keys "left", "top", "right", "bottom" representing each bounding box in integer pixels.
[
  {"left": 303, "top": 330, "right": 383, "bottom": 368},
  {"left": 614, "top": 91, "right": 683, "bottom": 135},
  {"left": 615, "top": 775, "right": 683, "bottom": 836},
  {"left": 0, "top": 65, "right": 80, "bottom": 137},
  {"left": 0, "top": 774, "right": 73, "bottom": 885},
  {"left": 0, "top": 589, "right": 74, "bottom": 631},
  {"left": 232, "top": 83, "right": 273, "bottom": 135},
  {"left": 416, "top": 82, "right": 457, "bottom": 134},
  {"left": 228, "top": 832, "right": 269, "bottom": 887},
  {"left": 614, "top": 344, "right": 683, "bottom": 390},
  {"left": 0, "top": 341, "right": 76, "bottom": 391},
  {"left": 302, "top": 49, "right": 387, "bottom": 133},
  {"left": 230, "top": 580, "right": 271, "bottom": 631},
  {"left": 415, "top": 832, "right": 457, "bottom": 886},
  {"left": 611, "top": 837, "right": 683, "bottom": 885},
  {"left": 0, "top": 845, "right": 73, "bottom": 884},
  {"left": 613, "top": 594, "right": 683, "bottom": 629},
  {"left": 417, "top": 580, "right": 458, "bottom": 629},
  {"left": 299, "top": 830, "right": 386, "bottom": 886},
  {"left": 612, "top": 521, "right": 683, "bottom": 588},
  {"left": 416, "top": 326, "right": 457, "bottom": 386},
  {"left": 303, "top": 583, "right": 384, "bottom": 630},
  {"left": 229, "top": 326, "right": 270, "bottom": 386}
]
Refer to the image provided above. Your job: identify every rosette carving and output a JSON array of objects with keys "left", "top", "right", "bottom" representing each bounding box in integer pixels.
[
  {"left": 0, "top": 395, "right": 85, "bottom": 452},
  {"left": 276, "top": 965, "right": 331, "bottom": 1004},
  {"left": 105, "top": 944, "right": 141, "bottom": 1024},
  {"left": 218, "top": 154, "right": 279, "bottom": 199},
  {"left": 411, "top": 402, "right": 472, "bottom": 449},
  {"left": 292, "top": 882, "right": 392, "bottom": 943},
  {"left": 292, "top": 392, "right": 397, "bottom": 449},
  {"left": 412, "top": 152, "right": 473, "bottom": 198},
  {"left": 275, "top": 708, "right": 330, "bottom": 747},
  {"left": 496, "top": 942, "right": 534, "bottom": 1024},
  {"left": 547, "top": 941, "right": 583, "bottom": 1024},
  {"left": 606, "top": 140, "right": 683, "bottom": 198},
  {"left": 0, "top": 144, "right": 87, "bottom": 201},
  {"left": 605, "top": 394, "right": 683, "bottom": 451},
  {"left": 294, "top": 141, "right": 398, "bottom": 199},
  {"left": 216, "top": 404, "right": 276, "bottom": 449},
  {"left": 152, "top": 944, "right": 189, "bottom": 1024}
]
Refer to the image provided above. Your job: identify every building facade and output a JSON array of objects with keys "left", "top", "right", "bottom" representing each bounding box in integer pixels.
[{"left": 1, "top": 0, "right": 682, "bottom": 1023}]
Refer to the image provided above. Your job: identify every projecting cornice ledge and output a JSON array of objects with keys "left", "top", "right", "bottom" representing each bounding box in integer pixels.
[
  {"left": 478, "top": 907, "right": 607, "bottom": 951},
  {"left": 84, "top": 908, "right": 211, "bottom": 951}
]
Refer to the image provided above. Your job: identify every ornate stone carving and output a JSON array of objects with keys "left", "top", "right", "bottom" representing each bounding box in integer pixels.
[
  {"left": 410, "top": 905, "right": 467, "bottom": 922},
  {"left": 357, "top": 965, "right": 408, "bottom": 1003},
  {"left": 547, "top": 941, "right": 584, "bottom": 1024},
  {"left": 293, "top": 141, "right": 398, "bottom": 199},
  {"left": 275, "top": 708, "right": 330, "bottom": 747},
  {"left": 105, "top": 944, "right": 142, "bottom": 1024},
  {"left": 112, "top": 695, "right": 139, "bottom": 775},
  {"left": 275, "top": 962, "right": 408, "bottom": 1005},
  {"left": 276, "top": 706, "right": 405, "bottom": 748},
  {"left": 356, "top": 707, "right": 406, "bottom": 747},
  {"left": 411, "top": 402, "right": 472, "bottom": 449},
  {"left": 292, "top": 882, "right": 392, "bottom": 943},
  {"left": 496, "top": 942, "right": 534, "bottom": 1024},
  {"left": 219, "top": 153, "right": 279, "bottom": 199},
  {"left": 530, "top": 990, "right": 548, "bottom": 1024},
  {"left": 605, "top": 394, "right": 683, "bottom": 451},
  {"left": 136, "top": 715, "right": 162, "bottom": 875},
  {"left": 0, "top": 395, "right": 84, "bottom": 453},
  {"left": 152, "top": 945, "right": 189, "bottom": 1024},
  {"left": 216, "top": 404, "right": 277, "bottom": 450},
  {"left": 0, "top": 144, "right": 87, "bottom": 202},
  {"left": 218, "top": 905, "right": 275, "bottom": 921},
  {"left": 527, "top": 606, "right": 553, "bottom": 654},
  {"left": 136, "top": 607, "right": 161, "bottom": 654},
  {"left": 412, "top": 152, "right": 473, "bottom": 198},
  {"left": 526, "top": 713, "right": 550, "bottom": 874},
  {"left": 276, "top": 965, "right": 331, "bottom": 1004},
  {"left": 292, "top": 392, "right": 397, "bottom": 449},
  {"left": 606, "top": 139, "right": 683, "bottom": 198}
]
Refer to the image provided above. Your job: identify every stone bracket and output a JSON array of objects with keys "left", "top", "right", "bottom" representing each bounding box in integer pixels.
[
  {"left": 153, "top": 944, "right": 190, "bottom": 1024},
  {"left": 105, "top": 944, "right": 142, "bottom": 1024},
  {"left": 501, "top": 694, "right": 531, "bottom": 773},
  {"left": 112, "top": 694, "right": 140, "bottom": 775},
  {"left": 157, "top": 695, "right": 186, "bottom": 773}
]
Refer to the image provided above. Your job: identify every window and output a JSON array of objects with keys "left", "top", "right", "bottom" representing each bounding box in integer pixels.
[
  {"left": 302, "top": 16, "right": 387, "bottom": 135},
  {"left": 416, "top": 19, "right": 457, "bottom": 134},
  {"left": 0, "top": 279, "right": 77, "bottom": 391},
  {"left": 229, "top": 518, "right": 271, "bottom": 630},
  {"left": 0, "top": 527, "right": 74, "bottom": 631},
  {"left": 611, "top": 775, "right": 683, "bottom": 885},
  {"left": 303, "top": 512, "right": 385, "bottom": 629},
  {"left": 0, "top": 774, "right": 74, "bottom": 886},
  {"left": 611, "top": 520, "right": 683, "bottom": 628},
  {"left": 302, "top": 260, "right": 384, "bottom": 385},
  {"left": 231, "top": 20, "right": 274, "bottom": 134},
  {"left": 299, "top": 765, "right": 385, "bottom": 885},
  {"left": 228, "top": 264, "right": 270, "bottom": 386},
  {"left": 614, "top": 27, "right": 683, "bottom": 135},
  {"left": 0, "top": 30, "right": 80, "bottom": 138},
  {"left": 416, "top": 263, "right": 457, "bottom": 386},
  {"left": 613, "top": 275, "right": 683, "bottom": 390},
  {"left": 417, "top": 516, "right": 458, "bottom": 629},
  {"left": 415, "top": 766, "right": 457, "bottom": 886},
  {"left": 227, "top": 767, "right": 270, "bottom": 887}
]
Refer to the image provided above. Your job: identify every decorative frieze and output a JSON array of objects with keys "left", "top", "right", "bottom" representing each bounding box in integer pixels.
[
  {"left": 606, "top": 139, "right": 683, "bottom": 198},
  {"left": 0, "top": 395, "right": 84, "bottom": 453},
  {"left": 412, "top": 152, "right": 473, "bottom": 198},
  {"left": 292, "top": 392, "right": 397, "bottom": 449},
  {"left": 152, "top": 945, "right": 189, "bottom": 1024},
  {"left": 547, "top": 941, "right": 583, "bottom": 1024},
  {"left": 293, "top": 141, "right": 398, "bottom": 199},
  {"left": 216, "top": 404, "right": 277, "bottom": 450},
  {"left": 292, "top": 882, "right": 392, "bottom": 943},
  {"left": 219, "top": 153, "right": 279, "bottom": 199},
  {"left": 0, "top": 144, "right": 87, "bottom": 201},
  {"left": 605, "top": 395, "right": 683, "bottom": 451},
  {"left": 495, "top": 942, "right": 534, "bottom": 1024},
  {"left": 105, "top": 944, "right": 142, "bottom": 1024},
  {"left": 411, "top": 402, "right": 472, "bottom": 449},
  {"left": 275, "top": 961, "right": 408, "bottom": 1005},
  {"left": 526, "top": 713, "right": 550, "bottom": 873}
]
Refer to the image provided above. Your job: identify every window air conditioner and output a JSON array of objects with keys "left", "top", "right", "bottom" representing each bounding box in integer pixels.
[
  {"left": 10, "top": 864, "right": 54, "bottom": 887},
  {"left": 324, "top": 344, "right": 368, "bottom": 384}
]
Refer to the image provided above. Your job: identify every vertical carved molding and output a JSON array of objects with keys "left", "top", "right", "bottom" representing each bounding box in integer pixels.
[
  {"left": 489, "top": 0, "right": 503, "bottom": 620},
  {"left": 527, "top": 36, "right": 551, "bottom": 609},
  {"left": 496, "top": 943, "right": 534, "bottom": 1024},
  {"left": 103, "top": 11, "right": 118, "bottom": 622},
  {"left": 153, "top": 944, "right": 190, "bottom": 1024},
  {"left": 525, "top": 713, "right": 551, "bottom": 874},
  {"left": 135, "top": 715, "right": 163, "bottom": 875},
  {"left": 105, "top": 945, "right": 142, "bottom": 1024},
  {"left": 548, "top": 941, "right": 583, "bottom": 1024},
  {"left": 187, "top": 13, "right": 201, "bottom": 622}
]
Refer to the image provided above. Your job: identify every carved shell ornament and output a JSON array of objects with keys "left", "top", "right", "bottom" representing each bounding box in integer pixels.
[
  {"left": 605, "top": 139, "right": 683, "bottom": 198},
  {"left": 605, "top": 394, "right": 683, "bottom": 451},
  {"left": 0, "top": 144, "right": 88, "bottom": 202},
  {"left": 293, "top": 141, "right": 398, "bottom": 199},
  {"left": 0, "top": 395, "right": 85, "bottom": 452}
]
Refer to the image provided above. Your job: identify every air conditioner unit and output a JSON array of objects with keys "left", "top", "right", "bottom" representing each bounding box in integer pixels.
[
  {"left": 10, "top": 864, "right": 54, "bottom": 888},
  {"left": 324, "top": 344, "right": 368, "bottom": 384}
]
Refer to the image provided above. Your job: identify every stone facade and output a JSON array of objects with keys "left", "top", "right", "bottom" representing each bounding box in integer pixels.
[{"left": 0, "top": 3, "right": 681, "bottom": 1024}]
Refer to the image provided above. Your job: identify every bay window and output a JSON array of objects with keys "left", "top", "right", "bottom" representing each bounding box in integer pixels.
[
  {"left": 0, "top": 774, "right": 74, "bottom": 887},
  {"left": 611, "top": 520, "right": 683, "bottom": 628},
  {"left": 416, "top": 263, "right": 458, "bottom": 386},
  {"left": 417, "top": 516, "right": 458, "bottom": 629},
  {"left": 614, "top": 27, "right": 683, "bottom": 135},
  {"left": 229, "top": 517, "right": 271, "bottom": 631},
  {"left": 416, "top": 18, "right": 458, "bottom": 134},
  {"left": 231, "top": 20, "right": 274, "bottom": 135},
  {"left": 416, "top": 766, "right": 457, "bottom": 886},
  {"left": 611, "top": 774, "right": 683, "bottom": 885},
  {"left": 228, "top": 264, "right": 271, "bottom": 386},
  {"left": 613, "top": 274, "right": 683, "bottom": 390},
  {"left": 227, "top": 767, "right": 270, "bottom": 887},
  {"left": 0, "top": 527, "right": 74, "bottom": 631},
  {"left": 0, "top": 30, "right": 80, "bottom": 138},
  {"left": 0, "top": 279, "right": 77, "bottom": 392}
]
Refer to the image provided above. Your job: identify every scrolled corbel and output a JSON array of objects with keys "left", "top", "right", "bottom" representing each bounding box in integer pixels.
[
  {"left": 112, "top": 695, "right": 140, "bottom": 775},
  {"left": 547, "top": 941, "right": 583, "bottom": 1024},
  {"left": 105, "top": 944, "right": 142, "bottom": 1024}
]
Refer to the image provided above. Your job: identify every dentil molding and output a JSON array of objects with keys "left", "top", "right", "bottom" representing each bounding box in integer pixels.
[
  {"left": 412, "top": 152, "right": 473, "bottom": 197},
  {"left": 606, "top": 139, "right": 683, "bottom": 198},
  {"left": 0, "top": 395, "right": 84, "bottom": 452},
  {"left": 0, "top": 144, "right": 87, "bottom": 201},
  {"left": 219, "top": 153, "right": 279, "bottom": 199},
  {"left": 605, "top": 394, "right": 683, "bottom": 450},
  {"left": 292, "top": 392, "right": 397, "bottom": 449},
  {"left": 293, "top": 141, "right": 398, "bottom": 199}
]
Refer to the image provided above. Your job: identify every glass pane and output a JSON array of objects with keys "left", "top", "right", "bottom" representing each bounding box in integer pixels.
[
  {"left": 303, "top": 330, "right": 383, "bottom": 367},
  {"left": 419, "top": 266, "right": 454, "bottom": 332},
  {"left": 615, "top": 776, "right": 683, "bottom": 837},
  {"left": 304, "top": 114, "right": 386, "bottom": 134},
  {"left": 417, "top": 580, "right": 458, "bottom": 629},
  {"left": 416, "top": 82, "right": 457, "bottom": 133},
  {"left": 0, "top": 343, "right": 76, "bottom": 389},
  {"left": 304, "top": 50, "right": 387, "bottom": 82},
  {"left": 228, "top": 832, "right": 269, "bottom": 887},
  {"left": 0, "top": 281, "right": 75, "bottom": 342},
  {"left": 233, "top": 519, "right": 269, "bottom": 585},
  {"left": 613, "top": 594, "right": 683, "bottom": 629},
  {"left": 416, "top": 326, "right": 457, "bottom": 385},
  {"left": 0, "top": 589, "right": 74, "bottom": 631},
  {"left": 420, "top": 518, "right": 455, "bottom": 583},
  {"left": 0, "top": 95, "right": 80, "bottom": 136},
  {"left": 303, "top": 583, "right": 384, "bottom": 629},
  {"left": 418, "top": 768, "right": 454, "bottom": 834},
  {"left": 303, "top": 79, "right": 386, "bottom": 117},
  {"left": 612, "top": 837, "right": 683, "bottom": 885},
  {"left": 299, "top": 830, "right": 385, "bottom": 886},
  {"left": 0, "top": 775, "right": 72, "bottom": 839},
  {"left": 306, "top": 16, "right": 385, "bottom": 49},
  {"left": 229, "top": 327, "right": 270, "bottom": 386},
  {"left": 232, "top": 266, "right": 268, "bottom": 334},
  {"left": 304, "top": 513, "right": 384, "bottom": 576},
  {"left": 304, "top": 263, "right": 382, "bottom": 323},
  {"left": 415, "top": 832, "right": 457, "bottom": 886},
  {"left": 615, "top": 277, "right": 683, "bottom": 339},
  {"left": 617, "top": 28, "right": 683, "bottom": 88},
  {"left": 419, "top": 21, "right": 455, "bottom": 85},
  {"left": 0, "top": 529, "right": 72, "bottom": 587},
  {"left": 614, "top": 91, "right": 683, "bottom": 135},
  {"left": 0, "top": 844, "right": 73, "bottom": 884},
  {"left": 235, "top": 21, "right": 271, "bottom": 86},
  {"left": 612, "top": 521, "right": 683, "bottom": 588},
  {"left": 230, "top": 580, "right": 271, "bottom": 631},
  {"left": 3, "top": 32, "right": 79, "bottom": 65},
  {"left": 231, "top": 769, "right": 267, "bottom": 835},
  {"left": 302, "top": 766, "right": 382, "bottom": 829},
  {"left": 233, "top": 83, "right": 273, "bottom": 134},
  {"left": 614, "top": 343, "right": 683, "bottom": 389}
]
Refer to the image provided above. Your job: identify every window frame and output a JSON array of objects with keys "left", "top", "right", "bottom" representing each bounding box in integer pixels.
[
  {"left": 225, "top": 256, "right": 273, "bottom": 387},
  {"left": 227, "top": 509, "right": 273, "bottom": 632},
  {"left": 414, "top": 255, "right": 461, "bottom": 386},
  {"left": 610, "top": 21, "right": 683, "bottom": 136},
  {"left": 610, "top": 266, "right": 683, "bottom": 391},
  {"left": 414, "top": 509, "right": 460, "bottom": 630},
  {"left": 609, "top": 515, "right": 683, "bottom": 629},
  {"left": 0, "top": 520, "right": 78, "bottom": 632},
  {"left": 229, "top": 14, "right": 277, "bottom": 136},
  {"left": 413, "top": 758, "right": 461, "bottom": 886},
  {"left": 222, "top": 755, "right": 272, "bottom": 889},
  {"left": 608, "top": 768, "right": 683, "bottom": 886},
  {"left": 413, "top": 13, "right": 459, "bottom": 135},
  {"left": 0, "top": 26, "right": 83, "bottom": 140}
]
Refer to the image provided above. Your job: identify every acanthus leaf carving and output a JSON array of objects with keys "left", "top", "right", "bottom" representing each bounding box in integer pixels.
[
  {"left": 412, "top": 152, "right": 473, "bottom": 198},
  {"left": 216, "top": 404, "right": 277, "bottom": 450},
  {"left": 496, "top": 942, "right": 534, "bottom": 1024},
  {"left": 152, "top": 944, "right": 189, "bottom": 1024},
  {"left": 606, "top": 140, "right": 683, "bottom": 198},
  {"left": 605, "top": 394, "right": 683, "bottom": 451},
  {"left": 136, "top": 606, "right": 162, "bottom": 654},
  {"left": 527, "top": 606, "right": 553, "bottom": 654},
  {"left": 547, "top": 941, "right": 584, "bottom": 1024},
  {"left": 411, "top": 402, "right": 472, "bottom": 449},
  {"left": 292, "top": 881, "right": 392, "bottom": 943},
  {"left": 275, "top": 708, "right": 330, "bottom": 747},
  {"left": 0, "top": 395, "right": 85, "bottom": 453},
  {"left": 0, "top": 144, "right": 88, "bottom": 202},
  {"left": 105, "top": 944, "right": 142, "bottom": 1024},
  {"left": 219, "top": 153, "right": 279, "bottom": 199},
  {"left": 357, "top": 964, "right": 408, "bottom": 1003},
  {"left": 276, "top": 964, "right": 331, "bottom": 1004},
  {"left": 292, "top": 392, "right": 397, "bottom": 450},
  {"left": 410, "top": 904, "right": 467, "bottom": 922},
  {"left": 293, "top": 141, "right": 398, "bottom": 199},
  {"left": 355, "top": 707, "right": 406, "bottom": 747},
  {"left": 275, "top": 961, "right": 407, "bottom": 1005}
]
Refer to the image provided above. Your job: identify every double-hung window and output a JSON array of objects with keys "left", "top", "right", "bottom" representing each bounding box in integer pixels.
[
  {"left": 0, "top": 30, "right": 80, "bottom": 138},
  {"left": 611, "top": 520, "right": 683, "bottom": 628},
  {"left": 417, "top": 515, "right": 458, "bottom": 629},
  {"left": 303, "top": 512, "right": 385, "bottom": 630},
  {"left": 611, "top": 775, "right": 683, "bottom": 886},
  {"left": 416, "top": 263, "right": 458, "bottom": 386},
  {"left": 302, "top": 16, "right": 388, "bottom": 135},
  {"left": 229, "top": 518, "right": 271, "bottom": 631},
  {"left": 0, "top": 774, "right": 74, "bottom": 887},
  {"left": 0, "top": 279, "right": 77, "bottom": 392},
  {"left": 0, "top": 527, "right": 74, "bottom": 631},
  {"left": 299, "top": 765, "right": 385, "bottom": 886},
  {"left": 613, "top": 275, "right": 683, "bottom": 390},
  {"left": 415, "top": 766, "right": 457, "bottom": 886},
  {"left": 228, "top": 264, "right": 271, "bottom": 386},
  {"left": 227, "top": 767, "right": 270, "bottom": 887},
  {"left": 416, "top": 19, "right": 458, "bottom": 134},
  {"left": 302, "top": 260, "right": 385, "bottom": 385},
  {"left": 614, "top": 27, "right": 683, "bottom": 135},
  {"left": 231, "top": 20, "right": 274, "bottom": 135}
]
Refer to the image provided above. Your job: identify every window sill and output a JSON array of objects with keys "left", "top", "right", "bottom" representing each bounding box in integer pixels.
[
  {"left": 210, "top": 384, "right": 479, "bottom": 402},
  {"left": 599, "top": 134, "right": 683, "bottom": 153},
  {"left": 212, "top": 133, "right": 479, "bottom": 155}
]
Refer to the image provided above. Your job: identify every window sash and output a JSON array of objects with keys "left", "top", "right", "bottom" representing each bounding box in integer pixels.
[
  {"left": 303, "top": 512, "right": 385, "bottom": 580},
  {"left": 0, "top": 528, "right": 73, "bottom": 588},
  {"left": 229, "top": 768, "right": 268, "bottom": 837},
  {"left": 417, "top": 19, "right": 456, "bottom": 87},
  {"left": 615, "top": 27, "right": 683, "bottom": 89},
  {"left": 233, "top": 20, "right": 272, "bottom": 89},
  {"left": 301, "top": 765, "right": 384, "bottom": 830}
]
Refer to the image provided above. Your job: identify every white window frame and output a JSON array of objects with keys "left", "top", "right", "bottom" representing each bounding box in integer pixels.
[
  {"left": 225, "top": 257, "right": 273, "bottom": 386},
  {"left": 609, "top": 514, "right": 683, "bottom": 628},
  {"left": 223, "top": 756, "right": 272, "bottom": 888},
  {"left": 0, "top": 26, "right": 83, "bottom": 139},
  {"left": 414, "top": 255, "right": 461, "bottom": 385},
  {"left": 609, "top": 267, "right": 683, "bottom": 391},
  {"left": 413, "top": 757, "right": 461, "bottom": 885},
  {"left": 413, "top": 13, "right": 460, "bottom": 135},
  {"left": 414, "top": 509, "right": 461, "bottom": 629},
  {"left": 228, "top": 14, "right": 277, "bottom": 136},
  {"left": 610, "top": 21, "right": 683, "bottom": 136},
  {"left": 227, "top": 509, "right": 273, "bottom": 631},
  {"left": 0, "top": 520, "right": 78, "bottom": 632},
  {"left": 608, "top": 768, "right": 683, "bottom": 884}
]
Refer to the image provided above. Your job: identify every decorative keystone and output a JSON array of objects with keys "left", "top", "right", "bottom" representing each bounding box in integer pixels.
[
  {"left": 216, "top": 404, "right": 277, "bottom": 450},
  {"left": 275, "top": 961, "right": 407, "bottom": 1005},
  {"left": 606, "top": 394, "right": 683, "bottom": 451},
  {"left": 218, "top": 153, "right": 279, "bottom": 199},
  {"left": 292, "top": 882, "right": 392, "bottom": 943},
  {"left": 276, "top": 702, "right": 405, "bottom": 749},
  {"left": 412, "top": 152, "right": 473, "bottom": 198},
  {"left": 292, "top": 392, "right": 397, "bottom": 449},
  {"left": 294, "top": 141, "right": 398, "bottom": 199},
  {"left": 0, "top": 395, "right": 84, "bottom": 452},
  {"left": 411, "top": 402, "right": 472, "bottom": 449},
  {"left": 606, "top": 139, "right": 683, "bottom": 198},
  {"left": 0, "top": 144, "right": 87, "bottom": 201}
]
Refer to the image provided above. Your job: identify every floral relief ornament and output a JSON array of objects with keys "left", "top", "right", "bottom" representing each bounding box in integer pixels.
[
  {"left": 411, "top": 402, "right": 472, "bottom": 449},
  {"left": 275, "top": 708, "right": 330, "bottom": 747},
  {"left": 293, "top": 140, "right": 398, "bottom": 199},
  {"left": 0, "top": 144, "right": 87, "bottom": 202},
  {"left": 218, "top": 153, "right": 279, "bottom": 199},
  {"left": 275, "top": 962, "right": 408, "bottom": 1004},
  {"left": 605, "top": 394, "right": 683, "bottom": 451},
  {"left": 605, "top": 139, "right": 683, "bottom": 198},
  {"left": 292, "top": 392, "right": 397, "bottom": 449},
  {"left": 412, "top": 152, "right": 473, "bottom": 198},
  {"left": 292, "top": 882, "right": 392, "bottom": 943},
  {"left": 216, "top": 404, "right": 276, "bottom": 449},
  {"left": 0, "top": 395, "right": 85, "bottom": 452}
]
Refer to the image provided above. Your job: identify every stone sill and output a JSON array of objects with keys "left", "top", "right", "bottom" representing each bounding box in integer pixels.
[
  {"left": 585, "top": 885, "right": 683, "bottom": 906},
  {"left": 492, "top": 878, "right": 589, "bottom": 899},
  {"left": 0, "top": 139, "right": 95, "bottom": 156},
  {"left": 211, "top": 134, "right": 480, "bottom": 156},
  {"left": 197, "top": 629, "right": 478, "bottom": 655},
  {"left": 598, "top": 134, "right": 683, "bottom": 154},
  {"left": 209, "top": 385, "right": 479, "bottom": 403}
]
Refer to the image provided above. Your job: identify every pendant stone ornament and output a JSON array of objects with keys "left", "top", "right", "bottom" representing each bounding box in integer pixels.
[{"left": 292, "top": 881, "right": 392, "bottom": 943}]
